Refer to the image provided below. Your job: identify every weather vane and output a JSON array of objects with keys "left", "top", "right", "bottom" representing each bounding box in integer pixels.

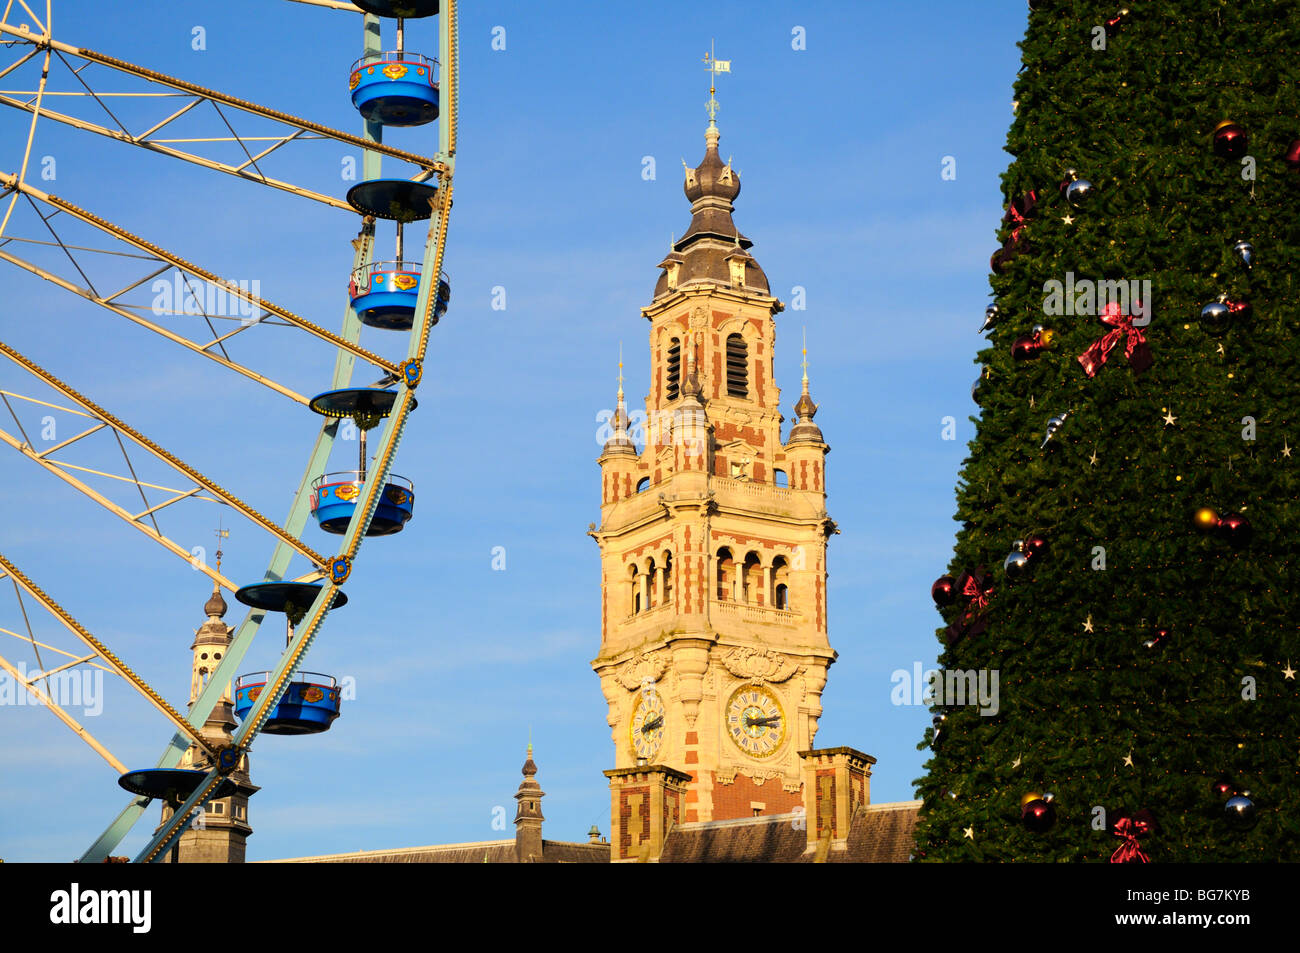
[
  {"left": 703, "top": 40, "right": 730, "bottom": 124},
  {"left": 214, "top": 520, "right": 229, "bottom": 574}
]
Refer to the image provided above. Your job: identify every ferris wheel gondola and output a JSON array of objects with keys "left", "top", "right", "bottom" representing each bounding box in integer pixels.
[{"left": 0, "top": 0, "right": 460, "bottom": 862}]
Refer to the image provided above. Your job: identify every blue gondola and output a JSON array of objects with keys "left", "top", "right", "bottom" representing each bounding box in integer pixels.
[
  {"left": 435, "top": 272, "right": 451, "bottom": 322},
  {"left": 311, "top": 471, "right": 415, "bottom": 536},
  {"left": 350, "top": 51, "right": 439, "bottom": 126},
  {"left": 351, "top": 0, "right": 439, "bottom": 17},
  {"left": 346, "top": 178, "right": 440, "bottom": 222},
  {"left": 350, "top": 260, "right": 421, "bottom": 329},
  {"left": 234, "top": 672, "right": 342, "bottom": 736},
  {"left": 349, "top": 263, "right": 450, "bottom": 330}
]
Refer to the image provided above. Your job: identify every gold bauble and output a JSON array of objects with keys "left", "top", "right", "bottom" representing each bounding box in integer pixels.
[{"left": 1194, "top": 507, "right": 1220, "bottom": 531}]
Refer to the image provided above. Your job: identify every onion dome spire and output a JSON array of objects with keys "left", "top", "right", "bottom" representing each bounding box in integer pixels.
[
  {"left": 204, "top": 583, "right": 228, "bottom": 620},
  {"left": 653, "top": 120, "right": 769, "bottom": 298},
  {"left": 602, "top": 347, "right": 636, "bottom": 455},
  {"left": 514, "top": 742, "right": 544, "bottom": 822},
  {"left": 788, "top": 330, "right": 823, "bottom": 444}
]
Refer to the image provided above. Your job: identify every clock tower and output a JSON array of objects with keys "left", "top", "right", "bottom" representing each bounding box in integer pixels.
[{"left": 592, "top": 116, "right": 837, "bottom": 850}]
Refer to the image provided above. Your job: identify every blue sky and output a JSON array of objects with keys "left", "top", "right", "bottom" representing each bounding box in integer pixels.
[{"left": 0, "top": 0, "right": 1027, "bottom": 860}]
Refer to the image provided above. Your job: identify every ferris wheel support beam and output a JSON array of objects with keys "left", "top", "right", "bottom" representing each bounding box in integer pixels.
[
  {"left": 82, "top": 224, "right": 377, "bottom": 864},
  {"left": 0, "top": 21, "right": 445, "bottom": 177},
  {"left": 0, "top": 174, "right": 400, "bottom": 377},
  {"left": 282, "top": 0, "right": 361, "bottom": 11},
  {"left": 0, "top": 93, "right": 354, "bottom": 212},
  {"left": 0, "top": 552, "right": 217, "bottom": 756},
  {"left": 91, "top": 0, "right": 461, "bottom": 864},
  {"left": 0, "top": 650, "right": 128, "bottom": 774},
  {"left": 0, "top": 340, "right": 331, "bottom": 570},
  {"left": 135, "top": 581, "right": 344, "bottom": 863},
  {"left": 0, "top": 246, "right": 310, "bottom": 405},
  {"left": 0, "top": 427, "right": 235, "bottom": 592}
]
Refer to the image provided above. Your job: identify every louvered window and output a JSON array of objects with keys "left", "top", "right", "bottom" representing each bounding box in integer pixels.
[
  {"left": 666, "top": 338, "right": 681, "bottom": 400},
  {"left": 726, "top": 334, "right": 748, "bottom": 398}
]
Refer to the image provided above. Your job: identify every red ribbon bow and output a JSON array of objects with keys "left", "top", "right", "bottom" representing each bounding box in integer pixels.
[
  {"left": 1078, "top": 301, "right": 1153, "bottom": 378},
  {"left": 947, "top": 569, "right": 993, "bottom": 646},
  {"left": 962, "top": 577, "right": 989, "bottom": 612},
  {"left": 1109, "top": 811, "right": 1155, "bottom": 864}
]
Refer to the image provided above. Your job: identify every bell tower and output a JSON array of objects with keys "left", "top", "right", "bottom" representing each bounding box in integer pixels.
[
  {"left": 592, "top": 113, "right": 837, "bottom": 836},
  {"left": 158, "top": 541, "right": 258, "bottom": 862}
]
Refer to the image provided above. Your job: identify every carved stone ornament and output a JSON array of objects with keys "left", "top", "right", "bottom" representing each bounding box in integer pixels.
[
  {"left": 617, "top": 651, "right": 670, "bottom": 691},
  {"left": 720, "top": 764, "right": 788, "bottom": 787},
  {"left": 690, "top": 305, "right": 709, "bottom": 328},
  {"left": 720, "top": 647, "right": 800, "bottom": 684}
]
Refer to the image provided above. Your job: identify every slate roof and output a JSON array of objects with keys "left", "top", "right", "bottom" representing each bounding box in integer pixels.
[
  {"left": 266, "top": 839, "right": 610, "bottom": 864},
  {"left": 659, "top": 801, "right": 921, "bottom": 864}
]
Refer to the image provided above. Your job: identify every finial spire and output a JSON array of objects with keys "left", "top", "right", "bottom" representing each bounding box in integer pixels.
[
  {"left": 617, "top": 343, "right": 625, "bottom": 404},
  {"left": 703, "top": 41, "right": 730, "bottom": 128},
  {"left": 801, "top": 327, "right": 810, "bottom": 391},
  {"left": 213, "top": 521, "right": 229, "bottom": 578}
]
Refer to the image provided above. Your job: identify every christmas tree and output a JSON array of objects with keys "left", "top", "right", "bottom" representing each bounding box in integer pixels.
[{"left": 914, "top": 1, "right": 1300, "bottom": 862}]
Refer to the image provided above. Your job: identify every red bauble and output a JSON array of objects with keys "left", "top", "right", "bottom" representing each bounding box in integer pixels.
[
  {"left": 1213, "top": 121, "right": 1248, "bottom": 160},
  {"left": 1012, "top": 334, "right": 1043, "bottom": 360},
  {"left": 1283, "top": 139, "right": 1300, "bottom": 170},
  {"left": 1022, "top": 798, "right": 1056, "bottom": 833},
  {"left": 931, "top": 575, "right": 957, "bottom": 607},
  {"left": 1218, "top": 513, "right": 1253, "bottom": 546},
  {"left": 1023, "top": 534, "right": 1049, "bottom": 560},
  {"left": 1210, "top": 778, "right": 1235, "bottom": 799},
  {"left": 1227, "top": 296, "right": 1253, "bottom": 321}
]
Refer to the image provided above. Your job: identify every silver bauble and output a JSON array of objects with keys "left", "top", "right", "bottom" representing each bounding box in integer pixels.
[
  {"left": 1065, "top": 178, "right": 1095, "bottom": 207},
  {"left": 1004, "top": 550, "right": 1030, "bottom": 580},
  {"left": 1200, "top": 298, "right": 1231, "bottom": 332},
  {"left": 1224, "top": 794, "right": 1257, "bottom": 832},
  {"left": 1233, "top": 240, "right": 1254, "bottom": 271}
]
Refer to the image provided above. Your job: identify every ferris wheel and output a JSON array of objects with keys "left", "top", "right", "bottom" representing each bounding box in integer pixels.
[{"left": 0, "top": 0, "right": 457, "bottom": 862}]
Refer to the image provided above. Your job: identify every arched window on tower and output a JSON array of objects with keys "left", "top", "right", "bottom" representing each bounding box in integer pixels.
[
  {"left": 741, "top": 552, "right": 763, "bottom": 604},
  {"left": 636, "top": 476, "right": 650, "bottom": 494},
  {"left": 630, "top": 564, "right": 642, "bottom": 615},
  {"left": 666, "top": 337, "right": 681, "bottom": 401},
  {"left": 774, "top": 469, "right": 789, "bottom": 488},
  {"left": 716, "top": 547, "right": 735, "bottom": 601},
  {"left": 726, "top": 333, "right": 749, "bottom": 398},
  {"left": 772, "top": 556, "right": 791, "bottom": 610},
  {"left": 645, "top": 556, "right": 658, "bottom": 609},
  {"left": 662, "top": 550, "right": 673, "bottom": 607}
]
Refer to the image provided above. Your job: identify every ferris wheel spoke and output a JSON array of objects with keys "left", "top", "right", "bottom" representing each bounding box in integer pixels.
[
  {"left": 282, "top": 0, "right": 361, "bottom": 12},
  {"left": 0, "top": 246, "right": 310, "bottom": 404},
  {"left": 0, "top": 650, "right": 128, "bottom": 774},
  {"left": 0, "top": 175, "right": 400, "bottom": 378},
  {"left": 0, "top": 343, "right": 331, "bottom": 570},
  {"left": 0, "top": 21, "right": 445, "bottom": 205},
  {"left": 0, "top": 552, "right": 218, "bottom": 757}
]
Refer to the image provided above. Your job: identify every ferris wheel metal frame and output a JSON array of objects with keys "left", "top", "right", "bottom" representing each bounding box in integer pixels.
[{"left": 0, "top": 0, "right": 459, "bottom": 862}]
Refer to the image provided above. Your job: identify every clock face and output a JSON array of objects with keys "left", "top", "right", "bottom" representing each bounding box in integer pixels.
[
  {"left": 726, "top": 685, "right": 786, "bottom": 759},
  {"left": 630, "top": 691, "right": 666, "bottom": 760}
]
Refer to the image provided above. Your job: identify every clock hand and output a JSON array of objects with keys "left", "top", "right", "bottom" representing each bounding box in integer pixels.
[{"left": 642, "top": 715, "right": 663, "bottom": 732}]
